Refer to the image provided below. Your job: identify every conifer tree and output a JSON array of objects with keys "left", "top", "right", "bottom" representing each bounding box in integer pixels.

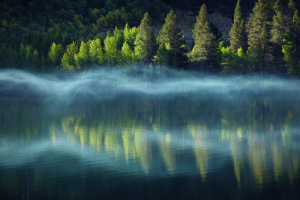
[
  {"left": 134, "top": 13, "right": 156, "bottom": 63},
  {"left": 190, "top": 4, "right": 218, "bottom": 67},
  {"left": 283, "top": 10, "right": 300, "bottom": 75},
  {"left": 287, "top": 0, "right": 297, "bottom": 24},
  {"left": 124, "top": 24, "right": 138, "bottom": 50},
  {"left": 32, "top": 49, "right": 39, "bottom": 67},
  {"left": 247, "top": 0, "right": 273, "bottom": 71},
  {"left": 155, "top": 10, "right": 187, "bottom": 68},
  {"left": 89, "top": 39, "right": 104, "bottom": 65},
  {"left": 61, "top": 42, "right": 78, "bottom": 70},
  {"left": 113, "top": 27, "right": 125, "bottom": 50},
  {"left": 104, "top": 33, "right": 119, "bottom": 65},
  {"left": 48, "top": 42, "right": 64, "bottom": 66},
  {"left": 19, "top": 43, "right": 26, "bottom": 68},
  {"left": 121, "top": 42, "right": 135, "bottom": 64},
  {"left": 229, "top": 0, "right": 247, "bottom": 53},
  {"left": 77, "top": 41, "right": 89, "bottom": 67},
  {"left": 270, "top": 0, "right": 286, "bottom": 68}
]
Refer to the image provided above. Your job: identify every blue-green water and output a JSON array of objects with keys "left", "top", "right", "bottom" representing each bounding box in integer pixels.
[{"left": 0, "top": 68, "right": 300, "bottom": 200}]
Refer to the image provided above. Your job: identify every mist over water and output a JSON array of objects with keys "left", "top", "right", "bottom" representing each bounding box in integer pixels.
[
  {"left": 1, "top": 67, "right": 300, "bottom": 199},
  {"left": 1, "top": 67, "right": 300, "bottom": 102}
]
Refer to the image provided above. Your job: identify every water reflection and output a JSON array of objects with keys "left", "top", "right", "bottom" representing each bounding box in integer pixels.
[
  {"left": 0, "top": 69, "right": 300, "bottom": 199},
  {"left": 1, "top": 98, "right": 299, "bottom": 183}
]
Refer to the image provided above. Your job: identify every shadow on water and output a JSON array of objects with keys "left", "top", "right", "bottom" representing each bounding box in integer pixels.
[{"left": 0, "top": 67, "right": 300, "bottom": 199}]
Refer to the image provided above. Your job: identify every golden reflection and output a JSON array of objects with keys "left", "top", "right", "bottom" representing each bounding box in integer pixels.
[
  {"left": 134, "top": 129, "right": 152, "bottom": 174},
  {"left": 49, "top": 124, "right": 57, "bottom": 145},
  {"left": 230, "top": 132, "right": 244, "bottom": 186},
  {"left": 159, "top": 133, "right": 176, "bottom": 173},
  {"left": 248, "top": 137, "right": 267, "bottom": 185},
  {"left": 58, "top": 114, "right": 300, "bottom": 183},
  {"left": 189, "top": 124, "right": 209, "bottom": 180},
  {"left": 271, "top": 142, "right": 283, "bottom": 182}
]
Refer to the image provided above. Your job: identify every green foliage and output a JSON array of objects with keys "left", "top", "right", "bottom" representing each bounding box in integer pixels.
[
  {"left": 104, "top": 33, "right": 119, "bottom": 65},
  {"left": 229, "top": 0, "right": 247, "bottom": 53},
  {"left": 220, "top": 42, "right": 250, "bottom": 73},
  {"left": 61, "top": 42, "right": 78, "bottom": 71},
  {"left": 247, "top": 0, "right": 273, "bottom": 53},
  {"left": 282, "top": 11, "right": 300, "bottom": 76},
  {"left": 155, "top": 10, "right": 187, "bottom": 68},
  {"left": 287, "top": 0, "right": 297, "bottom": 23},
  {"left": 124, "top": 24, "right": 138, "bottom": 49},
  {"left": 89, "top": 39, "right": 104, "bottom": 65},
  {"left": 1, "top": 0, "right": 300, "bottom": 76},
  {"left": 77, "top": 41, "right": 90, "bottom": 68},
  {"left": 121, "top": 42, "right": 135, "bottom": 64},
  {"left": 270, "top": 0, "right": 286, "bottom": 47},
  {"left": 269, "top": 0, "right": 286, "bottom": 69},
  {"left": 48, "top": 42, "right": 64, "bottom": 66},
  {"left": 247, "top": 0, "right": 273, "bottom": 72},
  {"left": 134, "top": 13, "right": 156, "bottom": 63},
  {"left": 190, "top": 4, "right": 218, "bottom": 69}
]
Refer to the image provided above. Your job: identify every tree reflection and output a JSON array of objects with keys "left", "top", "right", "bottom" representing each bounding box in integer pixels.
[{"left": 0, "top": 92, "right": 300, "bottom": 196}]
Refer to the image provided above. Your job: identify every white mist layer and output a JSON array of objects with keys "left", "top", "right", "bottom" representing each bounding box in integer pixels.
[{"left": 0, "top": 68, "right": 300, "bottom": 101}]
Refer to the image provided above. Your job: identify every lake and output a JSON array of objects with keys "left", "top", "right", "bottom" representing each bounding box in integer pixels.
[{"left": 0, "top": 67, "right": 299, "bottom": 200}]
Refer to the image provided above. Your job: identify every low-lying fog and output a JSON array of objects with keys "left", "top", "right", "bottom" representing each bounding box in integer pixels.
[{"left": 0, "top": 67, "right": 300, "bottom": 101}]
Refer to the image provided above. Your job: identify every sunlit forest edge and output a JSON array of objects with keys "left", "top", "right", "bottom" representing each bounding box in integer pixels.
[{"left": 1, "top": 0, "right": 300, "bottom": 77}]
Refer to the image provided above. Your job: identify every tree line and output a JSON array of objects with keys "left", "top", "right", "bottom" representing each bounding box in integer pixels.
[{"left": 0, "top": 0, "right": 300, "bottom": 76}]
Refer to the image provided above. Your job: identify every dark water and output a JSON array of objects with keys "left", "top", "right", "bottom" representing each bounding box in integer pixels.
[{"left": 0, "top": 68, "right": 300, "bottom": 200}]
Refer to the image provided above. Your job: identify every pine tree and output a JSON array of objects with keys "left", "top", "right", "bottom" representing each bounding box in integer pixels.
[
  {"left": 89, "top": 39, "right": 104, "bottom": 65},
  {"left": 124, "top": 24, "right": 138, "bottom": 50},
  {"left": 270, "top": 0, "right": 286, "bottom": 69},
  {"left": 61, "top": 42, "right": 78, "bottom": 70},
  {"left": 247, "top": 0, "right": 273, "bottom": 48},
  {"left": 113, "top": 27, "right": 125, "bottom": 50},
  {"left": 287, "top": 0, "right": 296, "bottom": 24},
  {"left": 121, "top": 42, "right": 135, "bottom": 64},
  {"left": 247, "top": 0, "right": 273, "bottom": 71},
  {"left": 19, "top": 43, "right": 26, "bottom": 68},
  {"left": 77, "top": 41, "right": 89, "bottom": 68},
  {"left": 283, "top": 10, "right": 300, "bottom": 75},
  {"left": 190, "top": 4, "right": 218, "bottom": 67},
  {"left": 155, "top": 10, "right": 187, "bottom": 68},
  {"left": 229, "top": 0, "right": 247, "bottom": 53},
  {"left": 32, "top": 49, "right": 39, "bottom": 67},
  {"left": 134, "top": 13, "right": 156, "bottom": 63},
  {"left": 48, "top": 42, "right": 64, "bottom": 66},
  {"left": 104, "top": 33, "right": 119, "bottom": 65},
  {"left": 25, "top": 45, "right": 32, "bottom": 67}
]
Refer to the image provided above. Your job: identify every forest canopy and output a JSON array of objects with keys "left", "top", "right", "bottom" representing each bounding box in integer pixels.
[{"left": 0, "top": 0, "right": 300, "bottom": 76}]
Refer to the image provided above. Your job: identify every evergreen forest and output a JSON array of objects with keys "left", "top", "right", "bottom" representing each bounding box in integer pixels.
[{"left": 1, "top": 0, "right": 300, "bottom": 76}]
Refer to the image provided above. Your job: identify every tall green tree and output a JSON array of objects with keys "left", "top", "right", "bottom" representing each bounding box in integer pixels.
[
  {"left": 61, "top": 42, "right": 78, "bottom": 70},
  {"left": 113, "top": 27, "right": 125, "bottom": 50},
  {"left": 283, "top": 10, "right": 300, "bottom": 75},
  {"left": 134, "top": 13, "right": 156, "bottom": 63},
  {"left": 89, "top": 39, "right": 104, "bottom": 65},
  {"left": 287, "top": 0, "right": 297, "bottom": 24},
  {"left": 270, "top": 0, "right": 286, "bottom": 69},
  {"left": 155, "top": 10, "right": 187, "bottom": 68},
  {"left": 48, "top": 42, "right": 64, "bottom": 66},
  {"left": 104, "top": 32, "right": 119, "bottom": 65},
  {"left": 247, "top": 0, "right": 273, "bottom": 72},
  {"left": 124, "top": 24, "right": 138, "bottom": 50},
  {"left": 77, "top": 41, "right": 89, "bottom": 68},
  {"left": 229, "top": 0, "right": 247, "bottom": 53},
  {"left": 32, "top": 49, "right": 39, "bottom": 67},
  {"left": 190, "top": 4, "right": 218, "bottom": 69},
  {"left": 121, "top": 42, "right": 135, "bottom": 64}
]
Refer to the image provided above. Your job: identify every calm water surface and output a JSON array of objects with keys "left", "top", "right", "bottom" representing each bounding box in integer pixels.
[{"left": 0, "top": 68, "right": 300, "bottom": 200}]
